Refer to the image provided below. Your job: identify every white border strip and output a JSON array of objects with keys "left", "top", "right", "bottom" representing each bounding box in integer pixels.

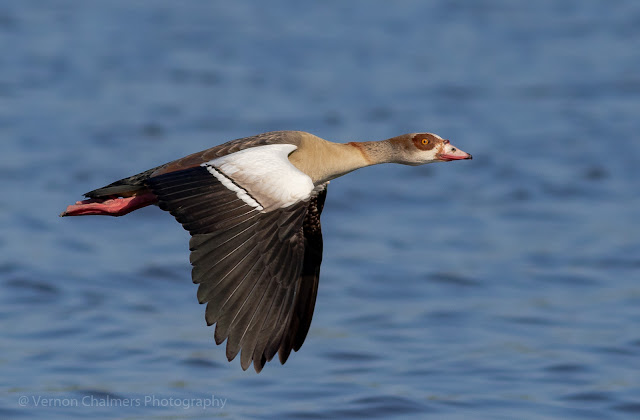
[{"left": 203, "top": 165, "right": 264, "bottom": 211}]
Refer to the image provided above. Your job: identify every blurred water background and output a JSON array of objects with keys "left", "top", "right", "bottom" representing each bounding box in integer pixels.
[{"left": 1, "top": 0, "right": 639, "bottom": 419}]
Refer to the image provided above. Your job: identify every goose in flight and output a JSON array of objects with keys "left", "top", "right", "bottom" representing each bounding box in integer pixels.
[{"left": 61, "top": 130, "right": 472, "bottom": 372}]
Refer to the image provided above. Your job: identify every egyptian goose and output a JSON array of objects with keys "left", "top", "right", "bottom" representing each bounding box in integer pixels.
[{"left": 61, "top": 130, "right": 471, "bottom": 372}]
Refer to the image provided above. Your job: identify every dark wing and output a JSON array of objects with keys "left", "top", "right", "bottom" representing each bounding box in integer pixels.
[
  {"left": 147, "top": 166, "right": 327, "bottom": 372},
  {"left": 277, "top": 186, "right": 326, "bottom": 366}
]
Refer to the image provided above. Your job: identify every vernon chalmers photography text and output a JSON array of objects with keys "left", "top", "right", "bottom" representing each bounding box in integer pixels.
[{"left": 19, "top": 394, "right": 227, "bottom": 410}]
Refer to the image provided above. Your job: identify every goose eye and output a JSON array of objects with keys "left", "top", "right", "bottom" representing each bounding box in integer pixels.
[{"left": 421, "top": 139, "right": 428, "bottom": 145}]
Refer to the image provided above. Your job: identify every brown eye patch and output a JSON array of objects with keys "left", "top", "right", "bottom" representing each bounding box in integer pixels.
[{"left": 413, "top": 133, "right": 438, "bottom": 150}]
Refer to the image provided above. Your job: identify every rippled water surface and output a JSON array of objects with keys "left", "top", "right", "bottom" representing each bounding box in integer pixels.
[{"left": 2, "top": 1, "right": 639, "bottom": 419}]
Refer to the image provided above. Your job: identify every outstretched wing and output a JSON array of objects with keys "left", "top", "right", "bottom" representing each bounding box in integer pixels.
[{"left": 147, "top": 144, "right": 327, "bottom": 372}]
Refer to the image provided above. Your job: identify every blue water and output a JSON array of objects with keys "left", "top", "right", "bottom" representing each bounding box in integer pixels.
[{"left": 2, "top": 1, "right": 639, "bottom": 418}]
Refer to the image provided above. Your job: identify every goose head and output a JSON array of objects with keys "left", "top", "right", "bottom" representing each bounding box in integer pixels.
[{"left": 390, "top": 133, "right": 472, "bottom": 166}]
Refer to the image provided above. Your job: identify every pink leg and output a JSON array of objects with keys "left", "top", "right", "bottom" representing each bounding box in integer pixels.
[{"left": 60, "top": 193, "right": 158, "bottom": 217}]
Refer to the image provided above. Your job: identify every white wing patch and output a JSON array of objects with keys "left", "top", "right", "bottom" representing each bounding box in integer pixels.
[
  {"left": 205, "top": 165, "right": 264, "bottom": 211},
  {"left": 202, "top": 144, "right": 315, "bottom": 212}
]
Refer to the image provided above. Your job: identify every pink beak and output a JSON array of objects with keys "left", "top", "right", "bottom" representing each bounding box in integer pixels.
[{"left": 437, "top": 140, "right": 472, "bottom": 162}]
